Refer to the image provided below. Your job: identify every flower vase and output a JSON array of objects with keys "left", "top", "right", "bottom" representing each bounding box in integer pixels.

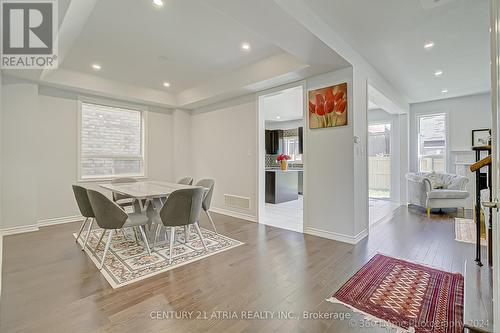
[{"left": 280, "top": 160, "right": 288, "bottom": 171}]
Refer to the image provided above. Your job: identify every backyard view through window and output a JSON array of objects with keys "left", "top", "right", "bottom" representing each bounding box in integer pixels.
[
  {"left": 418, "top": 113, "right": 446, "bottom": 173},
  {"left": 368, "top": 122, "right": 391, "bottom": 199},
  {"left": 283, "top": 136, "right": 302, "bottom": 162},
  {"left": 80, "top": 102, "right": 145, "bottom": 179}
]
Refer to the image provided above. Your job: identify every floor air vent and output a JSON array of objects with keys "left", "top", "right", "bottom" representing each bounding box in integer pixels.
[{"left": 224, "top": 194, "right": 251, "bottom": 210}]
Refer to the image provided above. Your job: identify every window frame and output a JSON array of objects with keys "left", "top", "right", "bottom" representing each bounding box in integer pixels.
[
  {"left": 77, "top": 97, "right": 148, "bottom": 182},
  {"left": 416, "top": 112, "right": 447, "bottom": 173},
  {"left": 282, "top": 135, "right": 302, "bottom": 162}
]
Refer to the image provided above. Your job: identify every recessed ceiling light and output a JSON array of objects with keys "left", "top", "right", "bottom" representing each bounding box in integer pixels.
[
  {"left": 163, "top": 82, "right": 170, "bottom": 88},
  {"left": 276, "top": 116, "right": 281, "bottom": 120},
  {"left": 152, "top": 0, "right": 164, "bottom": 8},
  {"left": 241, "top": 42, "right": 251, "bottom": 51},
  {"left": 441, "top": 89, "right": 448, "bottom": 94},
  {"left": 434, "top": 70, "right": 443, "bottom": 77},
  {"left": 424, "top": 42, "right": 435, "bottom": 49},
  {"left": 91, "top": 63, "right": 101, "bottom": 71}
]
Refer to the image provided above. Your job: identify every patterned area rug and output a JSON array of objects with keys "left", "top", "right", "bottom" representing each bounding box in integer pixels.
[
  {"left": 75, "top": 227, "right": 243, "bottom": 288},
  {"left": 455, "top": 218, "right": 487, "bottom": 246},
  {"left": 328, "top": 254, "right": 464, "bottom": 333}
]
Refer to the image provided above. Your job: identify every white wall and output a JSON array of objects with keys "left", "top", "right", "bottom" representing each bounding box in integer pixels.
[
  {"left": 1, "top": 79, "right": 175, "bottom": 229},
  {"left": 2, "top": 83, "right": 39, "bottom": 230},
  {"left": 304, "top": 68, "right": 358, "bottom": 241},
  {"left": 409, "top": 93, "right": 491, "bottom": 172},
  {"left": 172, "top": 109, "right": 193, "bottom": 181},
  {"left": 191, "top": 98, "right": 258, "bottom": 220}
]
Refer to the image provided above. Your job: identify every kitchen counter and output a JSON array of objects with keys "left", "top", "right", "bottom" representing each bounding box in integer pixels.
[
  {"left": 265, "top": 168, "right": 303, "bottom": 172},
  {"left": 265, "top": 169, "right": 299, "bottom": 204}
]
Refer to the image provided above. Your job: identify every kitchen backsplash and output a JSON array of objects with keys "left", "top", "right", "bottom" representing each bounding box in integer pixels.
[{"left": 265, "top": 127, "right": 303, "bottom": 168}]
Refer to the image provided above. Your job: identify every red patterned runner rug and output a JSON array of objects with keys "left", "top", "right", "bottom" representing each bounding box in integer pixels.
[{"left": 327, "top": 254, "right": 464, "bottom": 333}]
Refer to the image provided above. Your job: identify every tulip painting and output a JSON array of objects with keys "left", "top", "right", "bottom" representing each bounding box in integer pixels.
[{"left": 308, "top": 83, "right": 348, "bottom": 129}]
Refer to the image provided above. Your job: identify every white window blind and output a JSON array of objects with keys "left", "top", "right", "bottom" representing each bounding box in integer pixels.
[{"left": 79, "top": 102, "right": 145, "bottom": 179}]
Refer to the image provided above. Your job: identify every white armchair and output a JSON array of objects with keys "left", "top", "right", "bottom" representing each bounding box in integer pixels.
[{"left": 406, "top": 172, "right": 470, "bottom": 217}]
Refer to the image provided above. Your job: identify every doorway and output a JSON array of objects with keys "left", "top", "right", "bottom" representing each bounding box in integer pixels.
[
  {"left": 257, "top": 85, "right": 304, "bottom": 233},
  {"left": 367, "top": 84, "right": 404, "bottom": 227}
]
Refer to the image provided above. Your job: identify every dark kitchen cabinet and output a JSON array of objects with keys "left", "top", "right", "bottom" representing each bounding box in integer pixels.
[
  {"left": 265, "top": 130, "right": 283, "bottom": 154},
  {"left": 298, "top": 127, "right": 303, "bottom": 154}
]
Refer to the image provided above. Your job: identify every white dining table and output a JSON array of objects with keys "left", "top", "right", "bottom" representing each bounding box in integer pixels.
[
  {"left": 99, "top": 180, "right": 202, "bottom": 213},
  {"left": 99, "top": 180, "right": 206, "bottom": 242}
]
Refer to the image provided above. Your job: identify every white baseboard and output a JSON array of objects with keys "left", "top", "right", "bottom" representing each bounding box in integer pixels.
[
  {"left": 0, "top": 215, "right": 84, "bottom": 236},
  {"left": 210, "top": 207, "right": 257, "bottom": 223},
  {"left": 37, "top": 215, "right": 84, "bottom": 227},
  {"left": 304, "top": 227, "right": 368, "bottom": 244},
  {"left": 0, "top": 224, "right": 39, "bottom": 236}
]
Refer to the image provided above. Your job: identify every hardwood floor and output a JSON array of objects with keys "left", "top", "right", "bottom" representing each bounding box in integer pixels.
[{"left": 0, "top": 206, "right": 480, "bottom": 332}]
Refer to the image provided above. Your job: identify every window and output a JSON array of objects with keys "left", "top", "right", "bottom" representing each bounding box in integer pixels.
[
  {"left": 79, "top": 101, "right": 146, "bottom": 180},
  {"left": 283, "top": 136, "right": 302, "bottom": 162},
  {"left": 417, "top": 113, "right": 446, "bottom": 173}
]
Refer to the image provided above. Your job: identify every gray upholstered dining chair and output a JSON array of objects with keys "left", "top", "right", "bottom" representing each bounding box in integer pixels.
[
  {"left": 111, "top": 177, "right": 138, "bottom": 209},
  {"left": 195, "top": 179, "right": 217, "bottom": 234},
  {"left": 177, "top": 177, "right": 194, "bottom": 185},
  {"left": 154, "top": 188, "right": 207, "bottom": 264},
  {"left": 72, "top": 185, "right": 96, "bottom": 250},
  {"left": 87, "top": 189, "right": 152, "bottom": 269}
]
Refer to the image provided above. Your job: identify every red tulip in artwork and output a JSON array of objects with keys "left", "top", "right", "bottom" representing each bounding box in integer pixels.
[{"left": 308, "top": 83, "right": 348, "bottom": 129}]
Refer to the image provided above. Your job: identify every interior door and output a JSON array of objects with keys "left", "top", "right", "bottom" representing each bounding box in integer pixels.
[{"left": 489, "top": 1, "right": 500, "bottom": 331}]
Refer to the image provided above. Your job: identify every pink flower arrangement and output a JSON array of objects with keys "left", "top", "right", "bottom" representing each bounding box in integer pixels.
[{"left": 276, "top": 154, "right": 291, "bottom": 162}]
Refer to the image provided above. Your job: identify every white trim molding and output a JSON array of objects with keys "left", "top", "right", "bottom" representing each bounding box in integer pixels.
[
  {"left": 37, "top": 215, "right": 85, "bottom": 227},
  {"left": 210, "top": 207, "right": 257, "bottom": 223},
  {"left": 304, "top": 227, "right": 368, "bottom": 244},
  {"left": 0, "top": 215, "right": 84, "bottom": 236},
  {"left": 0, "top": 224, "right": 39, "bottom": 236}
]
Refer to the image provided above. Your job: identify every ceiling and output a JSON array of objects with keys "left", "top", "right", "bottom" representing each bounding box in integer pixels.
[
  {"left": 61, "top": 0, "right": 283, "bottom": 93},
  {"left": 261, "top": 86, "right": 304, "bottom": 122},
  {"left": 5, "top": 0, "right": 489, "bottom": 108},
  {"left": 304, "top": 0, "right": 490, "bottom": 103}
]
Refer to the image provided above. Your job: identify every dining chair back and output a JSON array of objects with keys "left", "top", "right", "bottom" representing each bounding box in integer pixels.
[
  {"left": 72, "top": 185, "right": 96, "bottom": 248},
  {"left": 72, "top": 185, "right": 95, "bottom": 218},
  {"left": 160, "top": 188, "right": 204, "bottom": 227},
  {"left": 87, "top": 189, "right": 151, "bottom": 269},
  {"left": 158, "top": 188, "right": 207, "bottom": 263},
  {"left": 195, "top": 179, "right": 217, "bottom": 233},
  {"left": 195, "top": 179, "right": 215, "bottom": 211},
  {"left": 177, "top": 177, "right": 194, "bottom": 186},
  {"left": 87, "top": 189, "right": 128, "bottom": 230}
]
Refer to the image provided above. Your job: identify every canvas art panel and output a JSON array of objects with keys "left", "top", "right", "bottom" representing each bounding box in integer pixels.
[{"left": 308, "top": 82, "right": 348, "bottom": 129}]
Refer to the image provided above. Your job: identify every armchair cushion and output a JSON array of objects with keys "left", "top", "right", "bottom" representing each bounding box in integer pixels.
[
  {"left": 427, "top": 190, "right": 469, "bottom": 200},
  {"left": 426, "top": 173, "right": 445, "bottom": 189}
]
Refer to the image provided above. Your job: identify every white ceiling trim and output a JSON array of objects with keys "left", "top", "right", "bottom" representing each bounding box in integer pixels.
[
  {"left": 41, "top": 0, "right": 99, "bottom": 80},
  {"left": 40, "top": 68, "right": 178, "bottom": 107}
]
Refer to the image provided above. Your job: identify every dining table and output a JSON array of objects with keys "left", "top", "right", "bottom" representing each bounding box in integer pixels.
[{"left": 99, "top": 180, "right": 206, "bottom": 242}]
